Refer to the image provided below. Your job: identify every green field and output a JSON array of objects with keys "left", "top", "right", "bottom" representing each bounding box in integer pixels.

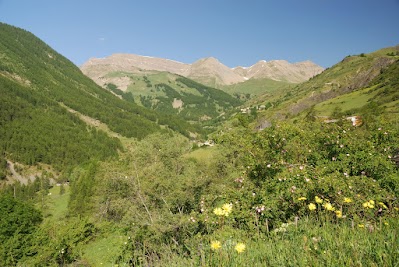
[
  {"left": 314, "top": 86, "right": 379, "bottom": 116},
  {"left": 222, "top": 77, "right": 293, "bottom": 97}
]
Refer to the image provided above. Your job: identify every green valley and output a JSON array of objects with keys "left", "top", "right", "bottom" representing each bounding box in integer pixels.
[
  {"left": 102, "top": 70, "right": 242, "bottom": 123},
  {"left": 0, "top": 22, "right": 398, "bottom": 267}
]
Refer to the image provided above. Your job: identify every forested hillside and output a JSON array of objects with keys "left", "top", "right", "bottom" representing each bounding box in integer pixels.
[
  {"left": 93, "top": 70, "right": 242, "bottom": 123},
  {"left": 0, "top": 23, "right": 201, "bottom": 177}
]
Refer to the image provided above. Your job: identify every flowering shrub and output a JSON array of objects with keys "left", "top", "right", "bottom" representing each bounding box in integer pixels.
[{"left": 212, "top": 117, "right": 398, "bottom": 232}]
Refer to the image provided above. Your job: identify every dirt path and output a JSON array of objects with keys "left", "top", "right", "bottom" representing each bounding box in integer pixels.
[{"left": 7, "top": 160, "right": 32, "bottom": 185}]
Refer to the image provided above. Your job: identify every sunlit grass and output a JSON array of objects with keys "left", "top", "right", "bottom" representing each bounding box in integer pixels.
[
  {"left": 185, "top": 145, "right": 218, "bottom": 164},
  {"left": 314, "top": 86, "right": 378, "bottom": 116},
  {"left": 140, "top": 217, "right": 399, "bottom": 266},
  {"left": 43, "top": 184, "right": 70, "bottom": 220},
  {"left": 82, "top": 233, "right": 127, "bottom": 266}
]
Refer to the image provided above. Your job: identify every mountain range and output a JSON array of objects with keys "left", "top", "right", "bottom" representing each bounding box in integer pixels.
[{"left": 81, "top": 53, "right": 324, "bottom": 88}]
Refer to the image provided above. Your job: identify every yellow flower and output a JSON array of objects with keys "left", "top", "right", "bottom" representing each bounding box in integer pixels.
[
  {"left": 378, "top": 202, "right": 387, "bottom": 209},
  {"left": 315, "top": 196, "right": 323, "bottom": 204},
  {"left": 213, "top": 207, "right": 224, "bottom": 216},
  {"left": 210, "top": 241, "right": 221, "bottom": 251},
  {"left": 335, "top": 210, "right": 343, "bottom": 218},
  {"left": 235, "top": 242, "right": 246, "bottom": 253},
  {"left": 343, "top": 197, "right": 352, "bottom": 203},
  {"left": 222, "top": 203, "right": 233, "bottom": 216},
  {"left": 394, "top": 207, "right": 399, "bottom": 211},
  {"left": 384, "top": 222, "right": 389, "bottom": 226},
  {"left": 363, "top": 200, "right": 374, "bottom": 209},
  {"left": 298, "top": 197, "right": 307, "bottom": 201},
  {"left": 308, "top": 203, "right": 316, "bottom": 211},
  {"left": 358, "top": 224, "right": 364, "bottom": 228},
  {"left": 323, "top": 202, "right": 335, "bottom": 211}
]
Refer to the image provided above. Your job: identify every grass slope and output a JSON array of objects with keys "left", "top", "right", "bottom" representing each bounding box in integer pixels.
[
  {"left": 314, "top": 58, "right": 399, "bottom": 117},
  {"left": 221, "top": 77, "right": 293, "bottom": 98},
  {"left": 251, "top": 46, "right": 399, "bottom": 122}
]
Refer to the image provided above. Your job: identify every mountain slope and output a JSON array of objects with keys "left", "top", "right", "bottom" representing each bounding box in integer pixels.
[
  {"left": 314, "top": 57, "right": 399, "bottom": 116},
  {"left": 81, "top": 68, "right": 242, "bottom": 123},
  {"left": 82, "top": 53, "right": 190, "bottom": 85},
  {"left": 187, "top": 57, "right": 245, "bottom": 86},
  {"left": 233, "top": 60, "right": 323, "bottom": 83},
  {"left": 249, "top": 46, "right": 399, "bottom": 124},
  {"left": 81, "top": 53, "right": 323, "bottom": 87},
  {"left": 0, "top": 23, "right": 198, "bottom": 176},
  {"left": 221, "top": 77, "right": 293, "bottom": 99}
]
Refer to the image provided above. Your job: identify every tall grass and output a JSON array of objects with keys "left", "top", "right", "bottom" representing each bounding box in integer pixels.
[{"left": 120, "top": 217, "right": 398, "bottom": 267}]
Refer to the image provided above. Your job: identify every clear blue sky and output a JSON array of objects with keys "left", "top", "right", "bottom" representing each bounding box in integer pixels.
[{"left": 1, "top": 0, "right": 398, "bottom": 68}]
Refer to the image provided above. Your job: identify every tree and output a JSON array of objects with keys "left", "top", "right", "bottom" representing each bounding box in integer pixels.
[{"left": 0, "top": 194, "right": 42, "bottom": 265}]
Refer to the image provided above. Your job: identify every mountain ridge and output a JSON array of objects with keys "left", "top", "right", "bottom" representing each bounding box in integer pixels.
[{"left": 81, "top": 53, "right": 324, "bottom": 87}]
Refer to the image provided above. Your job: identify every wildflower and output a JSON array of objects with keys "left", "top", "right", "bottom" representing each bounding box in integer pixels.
[
  {"left": 235, "top": 242, "right": 246, "bottom": 253},
  {"left": 298, "top": 197, "right": 307, "bottom": 201},
  {"left": 213, "top": 207, "right": 224, "bottom": 216},
  {"left": 255, "top": 205, "right": 265, "bottom": 213},
  {"left": 234, "top": 177, "right": 243, "bottom": 183},
  {"left": 394, "top": 207, "right": 399, "bottom": 211},
  {"left": 211, "top": 241, "right": 221, "bottom": 251},
  {"left": 308, "top": 203, "right": 316, "bottom": 211},
  {"left": 343, "top": 197, "right": 352, "bottom": 203},
  {"left": 358, "top": 224, "right": 364, "bottom": 228},
  {"left": 363, "top": 200, "right": 375, "bottom": 209},
  {"left": 315, "top": 196, "right": 323, "bottom": 204},
  {"left": 214, "top": 203, "right": 233, "bottom": 217},
  {"left": 222, "top": 203, "right": 233, "bottom": 216},
  {"left": 335, "top": 210, "right": 343, "bottom": 218},
  {"left": 378, "top": 202, "right": 388, "bottom": 209},
  {"left": 323, "top": 202, "right": 335, "bottom": 211}
]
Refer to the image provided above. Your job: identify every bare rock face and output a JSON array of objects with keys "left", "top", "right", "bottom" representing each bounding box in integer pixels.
[
  {"left": 81, "top": 54, "right": 191, "bottom": 88},
  {"left": 187, "top": 57, "right": 246, "bottom": 85},
  {"left": 233, "top": 60, "right": 324, "bottom": 83},
  {"left": 81, "top": 54, "right": 324, "bottom": 87}
]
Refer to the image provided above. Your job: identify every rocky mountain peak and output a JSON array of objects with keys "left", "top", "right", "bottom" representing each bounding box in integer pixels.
[{"left": 81, "top": 54, "right": 324, "bottom": 87}]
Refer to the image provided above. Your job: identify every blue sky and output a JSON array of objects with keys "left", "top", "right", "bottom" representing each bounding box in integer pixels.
[{"left": 0, "top": 0, "right": 398, "bottom": 68}]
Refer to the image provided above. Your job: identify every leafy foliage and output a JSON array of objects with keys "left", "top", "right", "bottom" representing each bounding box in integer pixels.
[{"left": 0, "top": 194, "right": 42, "bottom": 266}]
